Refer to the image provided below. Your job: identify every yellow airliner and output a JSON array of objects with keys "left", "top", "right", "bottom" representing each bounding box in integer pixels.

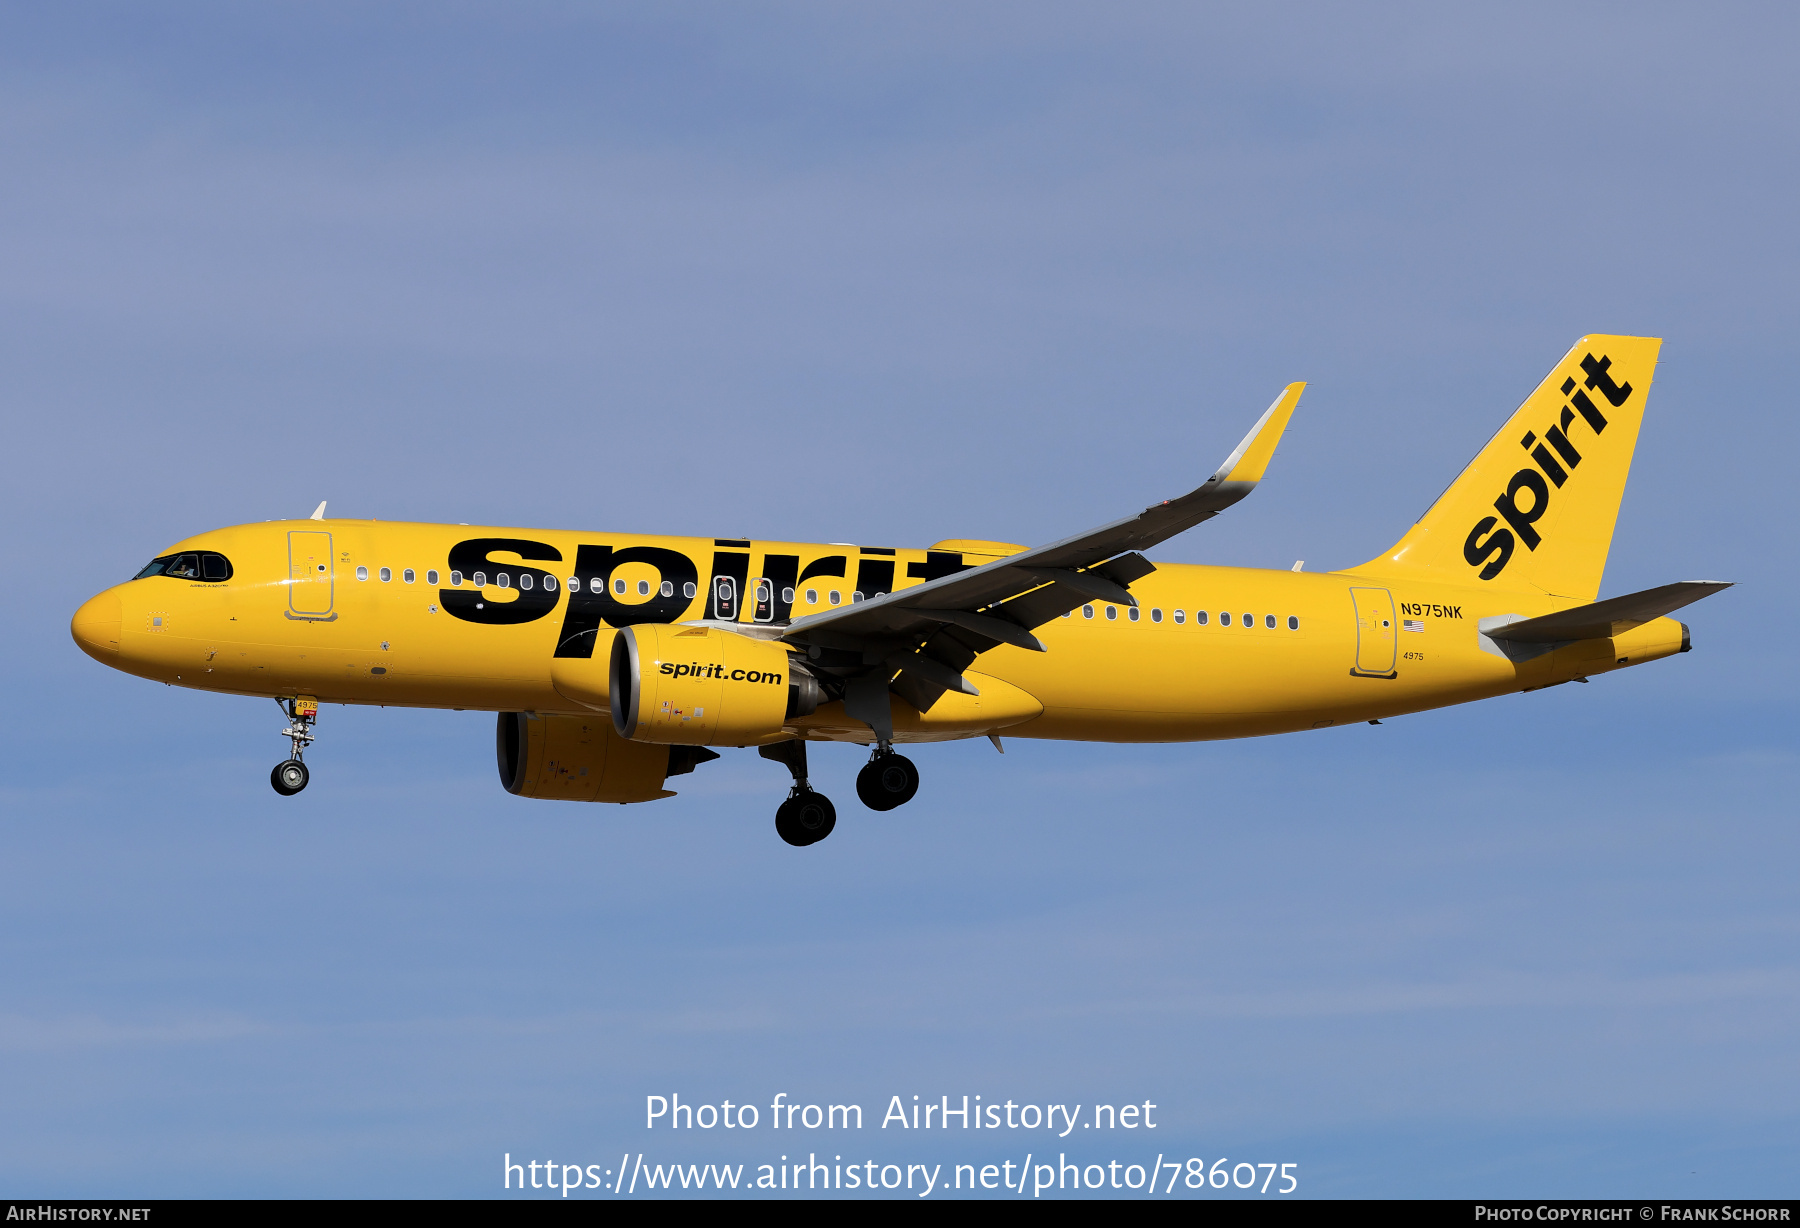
[{"left": 71, "top": 336, "right": 1728, "bottom": 845}]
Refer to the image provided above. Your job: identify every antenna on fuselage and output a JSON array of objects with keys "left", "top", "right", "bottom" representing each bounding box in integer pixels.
[{"left": 309, "top": 501, "right": 327, "bottom": 520}]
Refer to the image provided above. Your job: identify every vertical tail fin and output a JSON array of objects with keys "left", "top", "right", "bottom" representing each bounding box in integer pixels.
[{"left": 1351, "top": 335, "right": 1661, "bottom": 601}]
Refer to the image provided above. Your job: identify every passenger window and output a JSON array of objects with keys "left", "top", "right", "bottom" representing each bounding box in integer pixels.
[
  {"left": 829, "top": 590, "right": 841, "bottom": 605},
  {"left": 634, "top": 580, "right": 646, "bottom": 596},
  {"left": 1173, "top": 609, "right": 1185, "bottom": 624},
  {"left": 660, "top": 581, "right": 673, "bottom": 597},
  {"left": 805, "top": 589, "right": 817, "bottom": 605},
  {"left": 1242, "top": 612, "right": 1252, "bottom": 626},
  {"left": 403, "top": 569, "right": 416, "bottom": 584},
  {"left": 473, "top": 571, "right": 486, "bottom": 587},
  {"left": 379, "top": 567, "right": 392, "bottom": 582},
  {"left": 614, "top": 579, "right": 626, "bottom": 595},
  {"left": 1128, "top": 607, "right": 1140, "bottom": 622},
  {"left": 1151, "top": 608, "right": 1163, "bottom": 623},
  {"left": 1265, "top": 614, "right": 1276, "bottom": 629},
  {"left": 450, "top": 571, "right": 462, "bottom": 586},
  {"left": 1196, "top": 610, "right": 1208, "bottom": 625},
  {"left": 1220, "top": 612, "right": 1230, "bottom": 626},
  {"left": 683, "top": 582, "right": 697, "bottom": 599},
  {"left": 427, "top": 569, "right": 440, "bottom": 585},
  {"left": 543, "top": 575, "right": 557, "bottom": 592},
  {"left": 1083, "top": 605, "right": 1094, "bottom": 618},
  {"left": 497, "top": 573, "right": 511, "bottom": 589},
  {"left": 590, "top": 578, "right": 603, "bottom": 593},
  {"left": 852, "top": 591, "right": 864, "bottom": 602},
  {"left": 1288, "top": 616, "right": 1299, "bottom": 630},
  {"left": 356, "top": 566, "right": 369, "bottom": 581},
  {"left": 519, "top": 574, "right": 533, "bottom": 591},
  {"left": 1105, "top": 606, "right": 1117, "bottom": 620},
  {"left": 782, "top": 587, "right": 794, "bottom": 602}
]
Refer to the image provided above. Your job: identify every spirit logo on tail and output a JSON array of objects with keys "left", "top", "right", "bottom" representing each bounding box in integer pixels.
[{"left": 1463, "top": 351, "right": 1635, "bottom": 582}]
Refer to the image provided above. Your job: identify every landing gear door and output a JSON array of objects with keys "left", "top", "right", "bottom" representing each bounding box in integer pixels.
[
  {"left": 1349, "top": 586, "right": 1397, "bottom": 678},
  {"left": 287, "top": 530, "right": 337, "bottom": 621}
]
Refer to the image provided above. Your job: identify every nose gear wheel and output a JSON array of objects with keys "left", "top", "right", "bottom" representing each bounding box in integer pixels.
[{"left": 271, "top": 759, "right": 309, "bottom": 795}]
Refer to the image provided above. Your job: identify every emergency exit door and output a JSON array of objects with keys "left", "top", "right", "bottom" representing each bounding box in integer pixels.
[
  {"left": 287, "top": 531, "right": 336, "bottom": 620},
  {"left": 1349, "top": 586, "right": 1397, "bottom": 678}
]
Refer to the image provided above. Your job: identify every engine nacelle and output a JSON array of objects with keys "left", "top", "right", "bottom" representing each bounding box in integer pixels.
[
  {"left": 496, "top": 711, "right": 679, "bottom": 803},
  {"left": 610, "top": 623, "right": 820, "bottom": 745}
]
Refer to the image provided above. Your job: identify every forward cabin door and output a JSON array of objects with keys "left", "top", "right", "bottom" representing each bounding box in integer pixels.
[
  {"left": 287, "top": 530, "right": 336, "bottom": 620},
  {"left": 1349, "top": 586, "right": 1397, "bottom": 678}
]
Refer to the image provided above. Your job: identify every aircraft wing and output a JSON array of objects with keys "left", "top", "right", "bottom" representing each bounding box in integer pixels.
[
  {"left": 780, "top": 382, "right": 1305, "bottom": 729},
  {"left": 1483, "top": 580, "right": 1733, "bottom": 644}
]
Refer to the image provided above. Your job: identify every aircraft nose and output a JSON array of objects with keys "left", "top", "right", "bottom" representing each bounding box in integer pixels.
[{"left": 71, "top": 589, "right": 122, "bottom": 660}]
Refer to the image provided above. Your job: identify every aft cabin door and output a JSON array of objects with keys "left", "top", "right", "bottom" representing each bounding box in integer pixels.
[
  {"left": 1349, "top": 586, "right": 1397, "bottom": 678},
  {"left": 287, "top": 531, "right": 336, "bottom": 620}
]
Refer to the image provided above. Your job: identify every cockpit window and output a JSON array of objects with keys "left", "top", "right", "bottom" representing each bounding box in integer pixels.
[{"left": 133, "top": 551, "right": 234, "bottom": 582}]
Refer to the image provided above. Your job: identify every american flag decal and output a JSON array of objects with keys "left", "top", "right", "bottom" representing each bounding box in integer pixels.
[{"left": 1403, "top": 619, "right": 1424, "bottom": 633}]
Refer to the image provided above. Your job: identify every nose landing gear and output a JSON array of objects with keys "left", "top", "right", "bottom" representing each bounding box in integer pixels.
[
  {"left": 759, "top": 739, "right": 836, "bottom": 846},
  {"left": 270, "top": 697, "right": 317, "bottom": 796},
  {"left": 856, "top": 748, "right": 919, "bottom": 812}
]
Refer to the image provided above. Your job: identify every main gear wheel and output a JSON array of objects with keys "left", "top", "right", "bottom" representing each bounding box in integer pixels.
[
  {"left": 856, "top": 751, "right": 919, "bottom": 811},
  {"left": 775, "top": 789, "right": 837, "bottom": 846}
]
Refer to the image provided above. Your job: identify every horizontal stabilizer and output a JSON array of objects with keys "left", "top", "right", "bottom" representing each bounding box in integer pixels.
[{"left": 1484, "top": 581, "right": 1732, "bottom": 644}]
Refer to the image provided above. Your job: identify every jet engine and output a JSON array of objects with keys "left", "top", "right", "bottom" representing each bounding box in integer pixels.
[
  {"left": 496, "top": 711, "right": 698, "bottom": 803},
  {"left": 610, "top": 623, "right": 821, "bottom": 745}
]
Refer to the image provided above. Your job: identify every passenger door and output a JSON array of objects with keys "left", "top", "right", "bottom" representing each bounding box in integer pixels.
[
  {"left": 1349, "top": 586, "right": 1397, "bottom": 678},
  {"left": 287, "top": 530, "right": 336, "bottom": 620}
]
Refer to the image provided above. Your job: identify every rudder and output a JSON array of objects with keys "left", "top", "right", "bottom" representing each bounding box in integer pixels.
[{"left": 1351, "top": 335, "right": 1660, "bottom": 601}]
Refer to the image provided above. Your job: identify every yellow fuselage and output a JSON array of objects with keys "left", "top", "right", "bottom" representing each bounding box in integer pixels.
[{"left": 71, "top": 519, "right": 1686, "bottom": 745}]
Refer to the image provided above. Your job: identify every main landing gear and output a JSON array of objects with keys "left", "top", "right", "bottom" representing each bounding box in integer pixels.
[
  {"left": 759, "top": 740, "right": 925, "bottom": 846},
  {"left": 270, "top": 697, "right": 317, "bottom": 796},
  {"left": 760, "top": 740, "right": 835, "bottom": 846},
  {"left": 856, "top": 748, "right": 919, "bottom": 812}
]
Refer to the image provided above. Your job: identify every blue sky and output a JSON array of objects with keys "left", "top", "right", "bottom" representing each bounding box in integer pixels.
[{"left": 1, "top": 2, "right": 1795, "bottom": 1198}]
